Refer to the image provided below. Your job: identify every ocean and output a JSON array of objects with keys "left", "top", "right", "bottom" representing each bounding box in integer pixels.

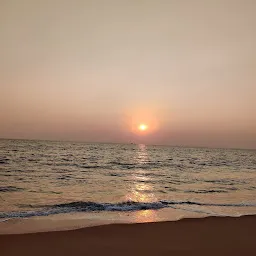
[{"left": 0, "top": 139, "right": 256, "bottom": 225}]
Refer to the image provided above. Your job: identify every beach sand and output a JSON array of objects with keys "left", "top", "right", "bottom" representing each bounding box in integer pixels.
[{"left": 1, "top": 215, "right": 256, "bottom": 256}]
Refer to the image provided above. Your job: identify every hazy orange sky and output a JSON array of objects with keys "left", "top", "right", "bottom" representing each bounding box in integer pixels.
[{"left": 1, "top": 0, "right": 256, "bottom": 149}]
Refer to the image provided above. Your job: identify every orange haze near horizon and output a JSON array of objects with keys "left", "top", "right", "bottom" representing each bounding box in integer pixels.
[{"left": 0, "top": 1, "right": 256, "bottom": 149}]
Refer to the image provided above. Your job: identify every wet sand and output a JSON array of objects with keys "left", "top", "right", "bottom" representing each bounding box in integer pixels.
[{"left": 1, "top": 215, "right": 256, "bottom": 256}]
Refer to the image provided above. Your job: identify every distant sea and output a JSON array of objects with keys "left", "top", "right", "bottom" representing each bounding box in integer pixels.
[{"left": 0, "top": 139, "right": 255, "bottom": 224}]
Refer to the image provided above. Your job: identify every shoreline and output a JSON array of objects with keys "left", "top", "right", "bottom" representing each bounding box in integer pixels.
[
  {"left": 1, "top": 215, "right": 256, "bottom": 256},
  {"left": 0, "top": 207, "right": 210, "bottom": 234}
]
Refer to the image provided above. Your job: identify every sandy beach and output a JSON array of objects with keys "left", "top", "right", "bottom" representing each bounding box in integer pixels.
[{"left": 1, "top": 215, "right": 256, "bottom": 256}]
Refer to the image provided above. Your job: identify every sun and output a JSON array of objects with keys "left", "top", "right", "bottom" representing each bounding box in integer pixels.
[{"left": 138, "top": 124, "right": 148, "bottom": 131}]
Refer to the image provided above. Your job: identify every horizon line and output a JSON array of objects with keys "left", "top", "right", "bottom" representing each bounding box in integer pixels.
[{"left": 0, "top": 137, "right": 255, "bottom": 151}]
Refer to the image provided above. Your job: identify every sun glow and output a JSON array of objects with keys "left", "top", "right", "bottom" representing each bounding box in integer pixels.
[
  {"left": 127, "top": 107, "right": 159, "bottom": 135},
  {"left": 138, "top": 124, "right": 148, "bottom": 131}
]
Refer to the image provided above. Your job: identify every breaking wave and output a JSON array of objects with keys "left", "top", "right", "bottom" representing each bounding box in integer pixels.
[{"left": 1, "top": 200, "right": 255, "bottom": 219}]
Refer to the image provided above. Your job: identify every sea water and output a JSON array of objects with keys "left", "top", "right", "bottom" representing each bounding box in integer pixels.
[{"left": 0, "top": 139, "right": 255, "bottom": 224}]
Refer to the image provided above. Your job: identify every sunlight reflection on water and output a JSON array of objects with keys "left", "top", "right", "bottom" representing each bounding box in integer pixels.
[
  {"left": 134, "top": 209, "right": 157, "bottom": 223},
  {"left": 125, "top": 144, "right": 158, "bottom": 222}
]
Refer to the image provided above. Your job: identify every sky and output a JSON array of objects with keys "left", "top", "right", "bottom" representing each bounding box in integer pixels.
[{"left": 0, "top": 0, "right": 256, "bottom": 149}]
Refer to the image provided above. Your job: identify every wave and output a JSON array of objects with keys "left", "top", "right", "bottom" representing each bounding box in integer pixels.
[
  {"left": 0, "top": 200, "right": 255, "bottom": 219},
  {"left": 160, "top": 200, "right": 256, "bottom": 207},
  {"left": 0, "top": 157, "right": 9, "bottom": 164},
  {"left": 0, "top": 186, "right": 24, "bottom": 192},
  {"left": 184, "top": 189, "right": 229, "bottom": 194}
]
